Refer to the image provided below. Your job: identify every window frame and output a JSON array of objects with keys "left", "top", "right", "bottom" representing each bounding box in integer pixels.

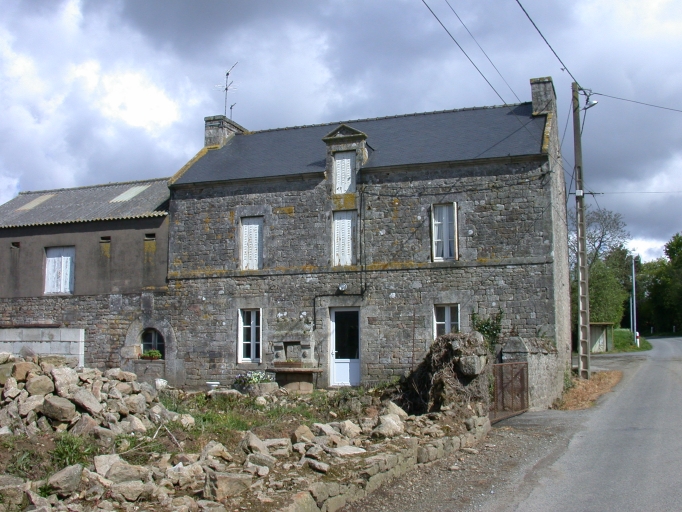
[
  {"left": 431, "top": 202, "right": 458, "bottom": 261},
  {"left": 44, "top": 246, "right": 75, "bottom": 295},
  {"left": 238, "top": 308, "right": 262, "bottom": 363},
  {"left": 333, "top": 151, "right": 356, "bottom": 194},
  {"left": 333, "top": 210, "right": 356, "bottom": 267},
  {"left": 141, "top": 328, "right": 165, "bottom": 359},
  {"left": 434, "top": 304, "right": 460, "bottom": 338},
  {"left": 241, "top": 216, "right": 264, "bottom": 270}
]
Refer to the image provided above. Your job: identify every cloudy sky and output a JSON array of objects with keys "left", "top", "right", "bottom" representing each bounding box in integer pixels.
[{"left": 1, "top": 0, "right": 681, "bottom": 260}]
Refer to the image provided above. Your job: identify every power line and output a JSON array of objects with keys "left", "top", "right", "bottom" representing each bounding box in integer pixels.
[
  {"left": 591, "top": 92, "right": 682, "bottom": 114},
  {"left": 514, "top": 0, "right": 580, "bottom": 86},
  {"left": 421, "top": 0, "right": 510, "bottom": 107},
  {"left": 443, "top": 0, "right": 521, "bottom": 102}
]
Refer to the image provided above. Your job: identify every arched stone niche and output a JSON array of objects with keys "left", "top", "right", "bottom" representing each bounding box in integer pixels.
[{"left": 121, "top": 316, "right": 185, "bottom": 388}]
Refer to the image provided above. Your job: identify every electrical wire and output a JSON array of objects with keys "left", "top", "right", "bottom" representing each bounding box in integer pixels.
[
  {"left": 591, "top": 92, "right": 682, "bottom": 114},
  {"left": 443, "top": 0, "right": 521, "bottom": 103},
  {"left": 514, "top": 0, "right": 580, "bottom": 86},
  {"left": 420, "top": 0, "right": 510, "bottom": 107}
]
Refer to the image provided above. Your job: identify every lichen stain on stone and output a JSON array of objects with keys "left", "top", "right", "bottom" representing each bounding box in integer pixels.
[
  {"left": 273, "top": 206, "right": 295, "bottom": 215},
  {"left": 332, "top": 194, "right": 356, "bottom": 210}
]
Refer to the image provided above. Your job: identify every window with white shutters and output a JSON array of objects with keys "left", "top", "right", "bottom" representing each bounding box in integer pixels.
[
  {"left": 44, "top": 246, "right": 75, "bottom": 294},
  {"left": 334, "top": 152, "right": 356, "bottom": 194},
  {"left": 333, "top": 211, "right": 354, "bottom": 266},
  {"left": 434, "top": 304, "right": 460, "bottom": 338},
  {"left": 431, "top": 203, "right": 458, "bottom": 261},
  {"left": 241, "top": 217, "right": 263, "bottom": 270},
  {"left": 239, "top": 309, "right": 261, "bottom": 363}
]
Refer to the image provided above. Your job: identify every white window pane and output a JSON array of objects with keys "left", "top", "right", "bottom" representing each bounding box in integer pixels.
[
  {"left": 45, "top": 246, "right": 74, "bottom": 294},
  {"left": 433, "top": 204, "right": 456, "bottom": 260}
]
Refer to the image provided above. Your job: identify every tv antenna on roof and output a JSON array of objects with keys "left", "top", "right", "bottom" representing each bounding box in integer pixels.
[
  {"left": 230, "top": 103, "right": 237, "bottom": 120},
  {"left": 215, "top": 62, "right": 238, "bottom": 117}
]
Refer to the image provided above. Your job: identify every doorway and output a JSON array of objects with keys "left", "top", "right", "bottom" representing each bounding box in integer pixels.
[{"left": 330, "top": 309, "right": 360, "bottom": 386}]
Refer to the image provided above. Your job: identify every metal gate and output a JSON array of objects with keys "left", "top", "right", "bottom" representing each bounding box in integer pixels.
[{"left": 491, "top": 362, "right": 528, "bottom": 423}]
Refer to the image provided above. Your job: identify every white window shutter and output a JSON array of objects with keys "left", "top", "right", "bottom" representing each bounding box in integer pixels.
[
  {"left": 451, "top": 202, "right": 458, "bottom": 260},
  {"left": 242, "top": 217, "right": 263, "bottom": 270},
  {"left": 334, "top": 152, "right": 355, "bottom": 194},
  {"left": 334, "top": 211, "right": 353, "bottom": 266}
]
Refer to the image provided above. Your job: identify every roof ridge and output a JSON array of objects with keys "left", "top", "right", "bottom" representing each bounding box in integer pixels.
[
  {"left": 247, "top": 102, "right": 531, "bottom": 134},
  {"left": 17, "top": 177, "right": 170, "bottom": 196}
]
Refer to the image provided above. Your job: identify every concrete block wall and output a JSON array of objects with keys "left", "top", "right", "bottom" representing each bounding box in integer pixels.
[{"left": 0, "top": 327, "right": 85, "bottom": 367}]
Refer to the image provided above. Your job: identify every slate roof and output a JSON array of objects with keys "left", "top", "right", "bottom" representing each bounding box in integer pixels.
[
  {"left": 174, "top": 102, "right": 546, "bottom": 186},
  {"left": 0, "top": 178, "right": 170, "bottom": 228}
]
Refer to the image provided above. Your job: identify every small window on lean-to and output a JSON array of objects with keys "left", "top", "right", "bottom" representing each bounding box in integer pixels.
[{"left": 141, "top": 328, "right": 165, "bottom": 359}]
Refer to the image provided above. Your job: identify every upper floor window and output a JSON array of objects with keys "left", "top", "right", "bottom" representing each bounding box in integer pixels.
[
  {"left": 44, "top": 246, "right": 75, "bottom": 294},
  {"left": 239, "top": 309, "right": 261, "bottom": 363},
  {"left": 334, "top": 152, "right": 356, "bottom": 194},
  {"left": 432, "top": 203, "right": 458, "bottom": 261},
  {"left": 434, "top": 304, "right": 460, "bottom": 338},
  {"left": 333, "top": 211, "right": 355, "bottom": 266},
  {"left": 241, "top": 217, "right": 263, "bottom": 270}
]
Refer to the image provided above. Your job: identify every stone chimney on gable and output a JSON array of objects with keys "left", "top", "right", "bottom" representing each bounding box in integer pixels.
[
  {"left": 204, "top": 115, "right": 246, "bottom": 148},
  {"left": 530, "top": 77, "right": 556, "bottom": 115}
]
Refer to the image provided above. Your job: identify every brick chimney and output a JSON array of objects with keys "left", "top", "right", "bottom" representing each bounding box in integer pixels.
[
  {"left": 530, "top": 77, "right": 556, "bottom": 115},
  {"left": 204, "top": 115, "right": 246, "bottom": 148}
]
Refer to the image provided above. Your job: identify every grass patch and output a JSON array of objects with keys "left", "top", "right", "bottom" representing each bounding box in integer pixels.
[
  {"left": 52, "top": 432, "right": 99, "bottom": 470},
  {"left": 612, "top": 329, "right": 653, "bottom": 352}
]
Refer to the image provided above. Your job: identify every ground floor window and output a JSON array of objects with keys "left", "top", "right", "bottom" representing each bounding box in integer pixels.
[
  {"left": 141, "top": 328, "right": 165, "bottom": 358},
  {"left": 434, "top": 304, "right": 460, "bottom": 338},
  {"left": 239, "top": 309, "right": 261, "bottom": 362}
]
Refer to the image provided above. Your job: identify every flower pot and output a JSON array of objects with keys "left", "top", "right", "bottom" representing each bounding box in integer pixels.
[
  {"left": 274, "top": 361, "right": 302, "bottom": 368},
  {"left": 243, "top": 382, "right": 279, "bottom": 397}
]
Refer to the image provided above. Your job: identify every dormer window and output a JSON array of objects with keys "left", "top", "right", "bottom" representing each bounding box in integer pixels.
[{"left": 334, "top": 152, "right": 356, "bottom": 194}]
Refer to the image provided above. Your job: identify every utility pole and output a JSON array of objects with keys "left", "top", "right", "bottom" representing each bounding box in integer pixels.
[
  {"left": 573, "top": 82, "right": 590, "bottom": 379},
  {"left": 632, "top": 255, "right": 638, "bottom": 347}
]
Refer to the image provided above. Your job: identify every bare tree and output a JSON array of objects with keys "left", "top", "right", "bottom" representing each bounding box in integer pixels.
[{"left": 568, "top": 206, "right": 631, "bottom": 269}]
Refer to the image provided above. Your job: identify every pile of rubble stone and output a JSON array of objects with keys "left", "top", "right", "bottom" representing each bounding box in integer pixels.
[
  {"left": 0, "top": 352, "right": 192, "bottom": 440},
  {"left": 0, "top": 382, "right": 490, "bottom": 511},
  {"left": 0, "top": 343, "right": 492, "bottom": 511}
]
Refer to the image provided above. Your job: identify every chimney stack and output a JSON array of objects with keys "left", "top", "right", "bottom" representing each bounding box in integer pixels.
[
  {"left": 204, "top": 115, "right": 246, "bottom": 148},
  {"left": 530, "top": 77, "right": 556, "bottom": 115}
]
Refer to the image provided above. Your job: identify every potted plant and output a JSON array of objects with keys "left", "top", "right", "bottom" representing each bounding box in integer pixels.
[
  {"left": 140, "top": 349, "right": 163, "bottom": 360},
  {"left": 233, "top": 371, "right": 278, "bottom": 396}
]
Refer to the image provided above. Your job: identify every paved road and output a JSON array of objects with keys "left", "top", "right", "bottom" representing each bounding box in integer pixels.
[{"left": 492, "top": 337, "right": 682, "bottom": 512}]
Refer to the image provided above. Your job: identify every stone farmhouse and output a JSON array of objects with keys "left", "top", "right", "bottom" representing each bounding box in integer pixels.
[{"left": 0, "top": 77, "right": 570, "bottom": 408}]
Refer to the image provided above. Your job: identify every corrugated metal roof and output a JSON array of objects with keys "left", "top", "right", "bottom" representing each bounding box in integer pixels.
[
  {"left": 174, "top": 103, "right": 547, "bottom": 186},
  {"left": 0, "top": 178, "right": 170, "bottom": 228}
]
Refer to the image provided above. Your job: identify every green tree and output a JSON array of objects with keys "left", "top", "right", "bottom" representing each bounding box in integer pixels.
[{"left": 638, "top": 232, "right": 682, "bottom": 333}]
